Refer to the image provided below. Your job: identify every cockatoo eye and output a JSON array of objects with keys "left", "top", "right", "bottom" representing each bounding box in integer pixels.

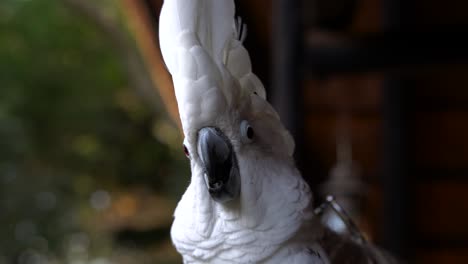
[
  {"left": 240, "top": 120, "right": 254, "bottom": 143},
  {"left": 183, "top": 144, "right": 190, "bottom": 158}
]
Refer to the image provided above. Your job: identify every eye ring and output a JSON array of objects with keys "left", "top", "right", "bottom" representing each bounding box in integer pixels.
[{"left": 240, "top": 120, "right": 254, "bottom": 143}]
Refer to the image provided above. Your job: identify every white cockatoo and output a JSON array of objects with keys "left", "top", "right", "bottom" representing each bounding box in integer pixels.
[{"left": 159, "top": 0, "right": 397, "bottom": 263}]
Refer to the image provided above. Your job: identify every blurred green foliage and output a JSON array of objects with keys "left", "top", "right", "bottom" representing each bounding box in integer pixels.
[{"left": 0, "top": 0, "right": 186, "bottom": 263}]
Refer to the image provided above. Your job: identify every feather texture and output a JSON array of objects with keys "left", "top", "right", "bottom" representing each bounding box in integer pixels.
[{"left": 160, "top": 0, "right": 269, "bottom": 143}]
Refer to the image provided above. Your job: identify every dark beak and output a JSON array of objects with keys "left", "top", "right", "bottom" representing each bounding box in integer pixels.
[{"left": 197, "top": 127, "right": 240, "bottom": 203}]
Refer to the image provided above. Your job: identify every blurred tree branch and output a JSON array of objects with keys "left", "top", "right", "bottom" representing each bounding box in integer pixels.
[
  {"left": 120, "top": 0, "right": 180, "bottom": 129},
  {"left": 61, "top": 0, "right": 179, "bottom": 128}
]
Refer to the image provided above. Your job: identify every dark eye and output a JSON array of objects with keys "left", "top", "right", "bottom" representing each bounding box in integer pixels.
[
  {"left": 183, "top": 144, "right": 190, "bottom": 158},
  {"left": 240, "top": 120, "right": 254, "bottom": 143},
  {"left": 246, "top": 126, "right": 254, "bottom": 139}
]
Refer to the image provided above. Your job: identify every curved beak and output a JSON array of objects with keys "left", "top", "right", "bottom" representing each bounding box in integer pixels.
[{"left": 197, "top": 127, "right": 240, "bottom": 203}]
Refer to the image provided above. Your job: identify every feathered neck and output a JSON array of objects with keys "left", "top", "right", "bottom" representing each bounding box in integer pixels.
[{"left": 171, "top": 152, "right": 316, "bottom": 263}]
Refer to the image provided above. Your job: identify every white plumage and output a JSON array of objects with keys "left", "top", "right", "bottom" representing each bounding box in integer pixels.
[{"left": 159, "top": 1, "right": 397, "bottom": 263}]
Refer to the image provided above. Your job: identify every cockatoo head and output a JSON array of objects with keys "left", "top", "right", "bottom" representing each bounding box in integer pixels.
[
  {"left": 160, "top": 0, "right": 295, "bottom": 205},
  {"left": 184, "top": 85, "right": 295, "bottom": 204}
]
